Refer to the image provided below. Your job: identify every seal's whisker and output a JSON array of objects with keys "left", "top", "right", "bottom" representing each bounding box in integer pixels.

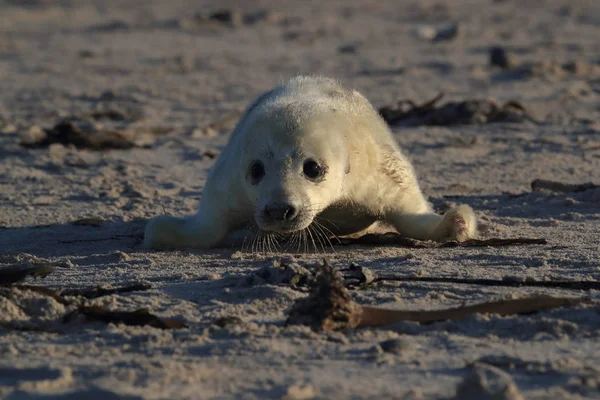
[
  {"left": 309, "top": 224, "right": 327, "bottom": 253},
  {"left": 313, "top": 218, "right": 342, "bottom": 244},
  {"left": 306, "top": 225, "right": 318, "bottom": 253},
  {"left": 312, "top": 221, "right": 336, "bottom": 251}
]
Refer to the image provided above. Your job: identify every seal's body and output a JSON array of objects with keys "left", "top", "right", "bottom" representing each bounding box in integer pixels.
[{"left": 144, "top": 76, "right": 477, "bottom": 250}]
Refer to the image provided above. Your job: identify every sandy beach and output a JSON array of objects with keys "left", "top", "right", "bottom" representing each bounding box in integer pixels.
[{"left": 1, "top": 0, "right": 599, "bottom": 398}]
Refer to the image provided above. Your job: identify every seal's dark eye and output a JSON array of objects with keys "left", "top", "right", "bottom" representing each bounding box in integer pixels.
[
  {"left": 249, "top": 161, "right": 265, "bottom": 184},
  {"left": 303, "top": 159, "right": 324, "bottom": 180}
]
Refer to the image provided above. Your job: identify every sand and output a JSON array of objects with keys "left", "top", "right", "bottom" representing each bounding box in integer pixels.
[{"left": 1, "top": 0, "right": 599, "bottom": 398}]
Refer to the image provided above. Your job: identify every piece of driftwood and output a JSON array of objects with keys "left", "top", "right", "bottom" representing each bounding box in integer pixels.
[
  {"left": 65, "top": 306, "right": 186, "bottom": 330},
  {"left": 338, "top": 233, "right": 547, "bottom": 248},
  {"left": 531, "top": 179, "right": 599, "bottom": 193},
  {"left": 287, "top": 263, "right": 591, "bottom": 331},
  {"left": 342, "top": 265, "right": 600, "bottom": 291},
  {"left": 11, "top": 285, "right": 70, "bottom": 305},
  {"left": 0, "top": 264, "right": 54, "bottom": 286},
  {"left": 358, "top": 296, "right": 589, "bottom": 328}
]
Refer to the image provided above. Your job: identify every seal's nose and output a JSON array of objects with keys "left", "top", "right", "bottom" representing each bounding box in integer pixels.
[{"left": 264, "top": 203, "right": 298, "bottom": 221}]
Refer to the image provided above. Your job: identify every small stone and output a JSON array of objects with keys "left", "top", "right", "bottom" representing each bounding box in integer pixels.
[
  {"left": 1, "top": 124, "right": 17, "bottom": 135},
  {"left": 213, "top": 316, "right": 242, "bottom": 328},
  {"left": 490, "top": 47, "right": 515, "bottom": 69},
  {"left": 244, "top": 9, "right": 282, "bottom": 25},
  {"left": 190, "top": 127, "right": 217, "bottom": 138},
  {"left": 433, "top": 23, "right": 460, "bottom": 42},
  {"left": 454, "top": 363, "right": 524, "bottom": 400},
  {"left": 19, "top": 125, "right": 46, "bottom": 144},
  {"left": 78, "top": 50, "right": 95, "bottom": 58},
  {"left": 414, "top": 25, "right": 437, "bottom": 40},
  {"left": 48, "top": 143, "right": 67, "bottom": 158},
  {"left": 283, "top": 383, "right": 317, "bottom": 400},
  {"left": 338, "top": 43, "right": 359, "bottom": 54},
  {"left": 209, "top": 9, "right": 243, "bottom": 27},
  {"left": 379, "top": 338, "right": 412, "bottom": 355}
]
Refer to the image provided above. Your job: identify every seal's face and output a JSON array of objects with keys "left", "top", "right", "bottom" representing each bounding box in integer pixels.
[{"left": 241, "top": 110, "right": 348, "bottom": 234}]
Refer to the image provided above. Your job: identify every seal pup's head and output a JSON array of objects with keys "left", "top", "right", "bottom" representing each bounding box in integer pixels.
[{"left": 239, "top": 87, "right": 352, "bottom": 235}]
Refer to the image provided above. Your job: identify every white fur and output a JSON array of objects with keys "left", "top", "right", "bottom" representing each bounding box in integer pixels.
[{"left": 144, "top": 76, "right": 477, "bottom": 250}]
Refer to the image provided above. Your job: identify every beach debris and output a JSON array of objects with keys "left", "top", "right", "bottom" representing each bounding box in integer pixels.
[
  {"left": 489, "top": 46, "right": 516, "bottom": 69},
  {"left": 432, "top": 23, "right": 460, "bottom": 42},
  {"left": 206, "top": 9, "right": 244, "bottom": 27},
  {"left": 60, "top": 283, "right": 152, "bottom": 299},
  {"left": 0, "top": 264, "right": 54, "bottom": 286},
  {"left": 90, "top": 107, "right": 143, "bottom": 122},
  {"left": 65, "top": 306, "right": 186, "bottom": 329},
  {"left": 178, "top": 8, "right": 282, "bottom": 30},
  {"left": 19, "top": 113, "right": 175, "bottom": 150},
  {"left": 286, "top": 262, "right": 591, "bottom": 332},
  {"left": 340, "top": 264, "right": 377, "bottom": 288},
  {"left": 342, "top": 264, "right": 600, "bottom": 291},
  {"left": 8, "top": 285, "right": 69, "bottom": 305},
  {"left": 378, "top": 93, "right": 533, "bottom": 126},
  {"left": 531, "top": 179, "right": 599, "bottom": 193},
  {"left": 283, "top": 383, "right": 318, "bottom": 400},
  {"left": 338, "top": 232, "right": 547, "bottom": 248},
  {"left": 20, "top": 120, "right": 139, "bottom": 150},
  {"left": 414, "top": 23, "right": 460, "bottom": 42},
  {"left": 378, "top": 339, "right": 412, "bottom": 355},
  {"left": 453, "top": 363, "right": 524, "bottom": 400},
  {"left": 70, "top": 216, "right": 106, "bottom": 227},
  {"left": 212, "top": 316, "right": 243, "bottom": 328},
  {"left": 338, "top": 42, "right": 360, "bottom": 54},
  {"left": 287, "top": 262, "right": 361, "bottom": 331}
]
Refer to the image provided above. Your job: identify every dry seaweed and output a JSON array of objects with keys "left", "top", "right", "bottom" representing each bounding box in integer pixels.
[
  {"left": 65, "top": 306, "right": 186, "bottom": 329},
  {"left": 287, "top": 262, "right": 591, "bottom": 331},
  {"left": 286, "top": 262, "right": 361, "bottom": 331},
  {"left": 0, "top": 321, "right": 65, "bottom": 334},
  {"left": 0, "top": 264, "right": 54, "bottom": 286},
  {"left": 60, "top": 283, "right": 152, "bottom": 299},
  {"left": 378, "top": 93, "right": 534, "bottom": 126},
  {"left": 71, "top": 217, "right": 106, "bottom": 227},
  {"left": 531, "top": 179, "right": 599, "bottom": 193},
  {"left": 338, "top": 233, "right": 547, "bottom": 248},
  {"left": 20, "top": 120, "right": 139, "bottom": 150}
]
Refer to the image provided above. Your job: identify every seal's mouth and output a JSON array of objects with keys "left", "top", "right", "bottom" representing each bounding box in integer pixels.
[{"left": 255, "top": 214, "right": 314, "bottom": 234}]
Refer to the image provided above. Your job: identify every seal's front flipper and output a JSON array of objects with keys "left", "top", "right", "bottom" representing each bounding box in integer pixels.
[
  {"left": 388, "top": 205, "right": 477, "bottom": 242},
  {"left": 143, "top": 214, "right": 227, "bottom": 250}
]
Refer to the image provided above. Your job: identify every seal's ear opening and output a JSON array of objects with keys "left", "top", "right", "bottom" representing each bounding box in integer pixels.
[{"left": 345, "top": 162, "right": 351, "bottom": 175}]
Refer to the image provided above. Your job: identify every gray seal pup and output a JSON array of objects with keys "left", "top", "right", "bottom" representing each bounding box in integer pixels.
[{"left": 144, "top": 76, "right": 477, "bottom": 250}]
